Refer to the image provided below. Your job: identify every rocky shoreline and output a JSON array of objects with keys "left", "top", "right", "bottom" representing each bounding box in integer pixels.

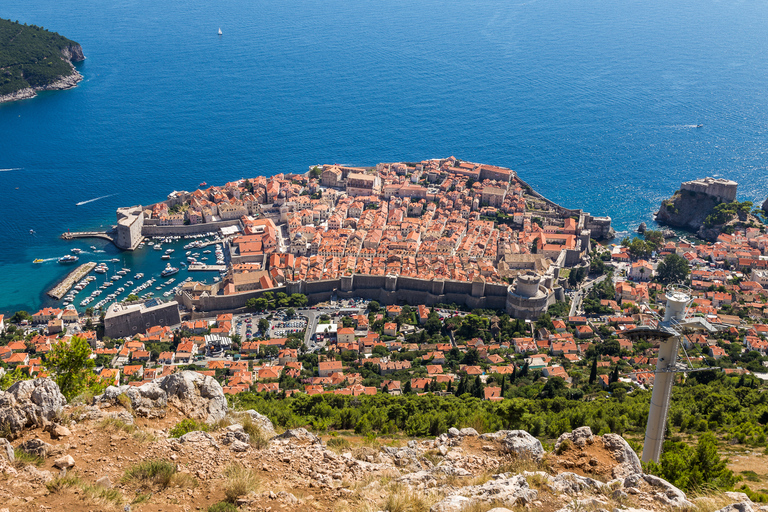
[
  {"left": 0, "top": 67, "right": 83, "bottom": 104},
  {"left": 0, "top": 42, "right": 85, "bottom": 104}
]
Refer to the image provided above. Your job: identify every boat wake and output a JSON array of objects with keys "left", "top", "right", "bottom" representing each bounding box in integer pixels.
[
  {"left": 0, "top": 168, "right": 23, "bottom": 172},
  {"left": 76, "top": 194, "right": 116, "bottom": 206}
]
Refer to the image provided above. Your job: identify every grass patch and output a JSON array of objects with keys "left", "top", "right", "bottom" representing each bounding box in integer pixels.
[
  {"left": 382, "top": 483, "right": 438, "bottom": 512},
  {"left": 208, "top": 502, "right": 240, "bottom": 512},
  {"left": 223, "top": 464, "right": 260, "bottom": 503},
  {"left": 741, "top": 470, "right": 762, "bottom": 482},
  {"left": 98, "top": 416, "right": 155, "bottom": 443},
  {"left": 240, "top": 414, "right": 268, "bottom": 449},
  {"left": 47, "top": 474, "right": 82, "bottom": 492},
  {"left": 47, "top": 474, "right": 123, "bottom": 507},
  {"left": 116, "top": 393, "right": 134, "bottom": 414},
  {"left": 421, "top": 449, "right": 442, "bottom": 466},
  {"left": 122, "top": 460, "right": 177, "bottom": 489},
  {"left": 13, "top": 448, "right": 44, "bottom": 468},
  {"left": 169, "top": 418, "right": 210, "bottom": 438},
  {"left": 132, "top": 492, "right": 152, "bottom": 504},
  {"left": 327, "top": 437, "right": 351, "bottom": 451},
  {"left": 555, "top": 439, "right": 571, "bottom": 455}
]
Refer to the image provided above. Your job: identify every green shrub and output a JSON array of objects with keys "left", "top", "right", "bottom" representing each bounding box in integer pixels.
[
  {"left": 122, "top": 460, "right": 177, "bottom": 488},
  {"left": 169, "top": 418, "right": 209, "bottom": 438},
  {"left": 327, "top": 437, "right": 351, "bottom": 450}
]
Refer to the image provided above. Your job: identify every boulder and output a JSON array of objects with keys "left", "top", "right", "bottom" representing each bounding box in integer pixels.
[
  {"left": 230, "top": 440, "right": 250, "bottom": 452},
  {"left": 554, "top": 426, "right": 594, "bottom": 452},
  {"left": 48, "top": 424, "right": 71, "bottom": 440},
  {"left": 602, "top": 433, "right": 642, "bottom": 479},
  {"left": 53, "top": 454, "right": 75, "bottom": 469},
  {"left": 625, "top": 474, "right": 693, "bottom": 509},
  {"left": 241, "top": 410, "right": 276, "bottom": 438},
  {"left": 18, "top": 438, "right": 52, "bottom": 458},
  {"left": 100, "top": 371, "right": 227, "bottom": 424},
  {"left": 0, "top": 438, "right": 14, "bottom": 462},
  {"left": 275, "top": 428, "right": 321, "bottom": 444},
  {"left": 494, "top": 430, "right": 544, "bottom": 461},
  {"left": 0, "top": 378, "right": 66, "bottom": 435},
  {"left": 459, "top": 427, "right": 479, "bottom": 437}
]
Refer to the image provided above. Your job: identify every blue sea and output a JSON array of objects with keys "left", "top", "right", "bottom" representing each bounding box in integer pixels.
[{"left": 1, "top": 0, "right": 767, "bottom": 315}]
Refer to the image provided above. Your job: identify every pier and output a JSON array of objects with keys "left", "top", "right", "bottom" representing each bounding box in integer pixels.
[
  {"left": 188, "top": 263, "right": 227, "bottom": 271},
  {"left": 61, "top": 229, "right": 116, "bottom": 243},
  {"left": 47, "top": 262, "right": 97, "bottom": 300}
]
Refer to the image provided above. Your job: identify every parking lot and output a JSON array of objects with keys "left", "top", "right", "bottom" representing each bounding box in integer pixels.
[{"left": 234, "top": 312, "right": 308, "bottom": 340}]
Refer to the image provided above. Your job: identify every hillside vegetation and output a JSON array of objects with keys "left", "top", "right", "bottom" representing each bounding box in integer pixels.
[{"left": 0, "top": 18, "right": 83, "bottom": 96}]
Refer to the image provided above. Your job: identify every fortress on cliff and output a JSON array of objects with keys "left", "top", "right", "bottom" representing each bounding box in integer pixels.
[{"left": 680, "top": 177, "right": 737, "bottom": 203}]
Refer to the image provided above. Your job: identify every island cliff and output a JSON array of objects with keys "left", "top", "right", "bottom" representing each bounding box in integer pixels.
[{"left": 0, "top": 19, "right": 85, "bottom": 103}]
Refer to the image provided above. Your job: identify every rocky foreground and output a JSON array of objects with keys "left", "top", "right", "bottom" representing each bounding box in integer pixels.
[{"left": 0, "top": 372, "right": 761, "bottom": 512}]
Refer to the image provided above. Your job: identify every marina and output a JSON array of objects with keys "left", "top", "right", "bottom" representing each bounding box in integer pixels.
[{"left": 47, "top": 262, "right": 97, "bottom": 300}]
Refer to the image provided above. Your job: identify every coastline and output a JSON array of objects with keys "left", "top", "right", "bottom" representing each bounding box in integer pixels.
[{"left": 0, "top": 67, "right": 83, "bottom": 104}]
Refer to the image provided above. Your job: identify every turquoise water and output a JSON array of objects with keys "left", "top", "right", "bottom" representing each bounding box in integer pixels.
[{"left": 1, "top": 0, "right": 768, "bottom": 314}]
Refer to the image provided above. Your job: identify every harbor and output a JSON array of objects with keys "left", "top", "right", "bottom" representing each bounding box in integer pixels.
[{"left": 47, "top": 262, "right": 97, "bottom": 300}]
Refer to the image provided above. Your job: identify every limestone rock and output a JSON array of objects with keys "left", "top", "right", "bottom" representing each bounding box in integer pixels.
[
  {"left": 459, "top": 427, "right": 479, "bottom": 437},
  {"left": 53, "top": 454, "right": 75, "bottom": 469},
  {"left": 554, "top": 426, "right": 594, "bottom": 451},
  {"left": 0, "top": 438, "right": 14, "bottom": 462},
  {"left": 625, "top": 474, "right": 693, "bottom": 508},
  {"left": 275, "top": 428, "right": 321, "bottom": 444},
  {"left": 178, "top": 431, "right": 219, "bottom": 448},
  {"left": 49, "top": 424, "right": 72, "bottom": 440},
  {"left": 715, "top": 504, "right": 754, "bottom": 512},
  {"left": 0, "top": 378, "right": 66, "bottom": 435},
  {"left": 19, "top": 438, "right": 52, "bottom": 458},
  {"left": 550, "top": 472, "right": 606, "bottom": 494},
  {"left": 95, "top": 476, "right": 112, "bottom": 489},
  {"left": 430, "top": 495, "right": 471, "bottom": 512},
  {"left": 601, "top": 433, "right": 642, "bottom": 479},
  {"left": 493, "top": 430, "right": 544, "bottom": 461},
  {"left": 100, "top": 370, "right": 227, "bottom": 424},
  {"left": 230, "top": 440, "right": 250, "bottom": 452},
  {"left": 241, "top": 410, "right": 276, "bottom": 438}
]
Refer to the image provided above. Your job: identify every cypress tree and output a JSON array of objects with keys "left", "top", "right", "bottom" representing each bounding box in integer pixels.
[{"left": 589, "top": 356, "right": 598, "bottom": 384}]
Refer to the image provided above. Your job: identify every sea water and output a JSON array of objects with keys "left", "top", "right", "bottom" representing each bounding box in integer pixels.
[{"left": 1, "top": 0, "right": 767, "bottom": 314}]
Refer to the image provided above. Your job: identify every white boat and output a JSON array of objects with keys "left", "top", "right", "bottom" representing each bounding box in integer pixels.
[
  {"left": 161, "top": 254, "right": 171, "bottom": 260},
  {"left": 218, "top": 27, "right": 222, "bottom": 35}
]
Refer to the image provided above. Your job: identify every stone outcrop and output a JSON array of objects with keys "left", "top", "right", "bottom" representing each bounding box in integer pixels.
[
  {"left": 241, "top": 409, "right": 276, "bottom": 438},
  {"left": 99, "top": 370, "right": 227, "bottom": 424},
  {"left": 480, "top": 430, "right": 544, "bottom": 460},
  {"left": 0, "top": 378, "right": 66, "bottom": 436}
]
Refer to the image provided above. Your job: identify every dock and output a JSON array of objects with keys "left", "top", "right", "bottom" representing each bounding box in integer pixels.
[
  {"left": 187, "top": 264, "right": 226, "bottom": 272},
  {"left": 47, "top": 262, "right": 97, "bottom": 300},
  {"left": 61, "top": 229, "right": 116, "bottom": 243}
]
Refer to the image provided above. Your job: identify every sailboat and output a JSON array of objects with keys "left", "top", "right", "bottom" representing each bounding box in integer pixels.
[{"left": 218, "top": 27, "right": 222, "bottom": 35}]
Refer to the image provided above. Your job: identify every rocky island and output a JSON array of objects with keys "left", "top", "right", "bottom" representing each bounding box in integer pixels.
[
  {"left": 0, "top": 18, "right": 85, "bottom": 103},
  {"left": 655, "top": 177, "right": 762, "bottom": 241}
]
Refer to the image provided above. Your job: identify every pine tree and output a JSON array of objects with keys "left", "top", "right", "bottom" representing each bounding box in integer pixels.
[{"left": 589, "top": 356, "right": 598, "bottom": 384}]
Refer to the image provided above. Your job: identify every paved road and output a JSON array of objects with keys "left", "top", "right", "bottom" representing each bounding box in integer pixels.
[{"left": 569, "top": 274, "right": 608, "bottom": 317}]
